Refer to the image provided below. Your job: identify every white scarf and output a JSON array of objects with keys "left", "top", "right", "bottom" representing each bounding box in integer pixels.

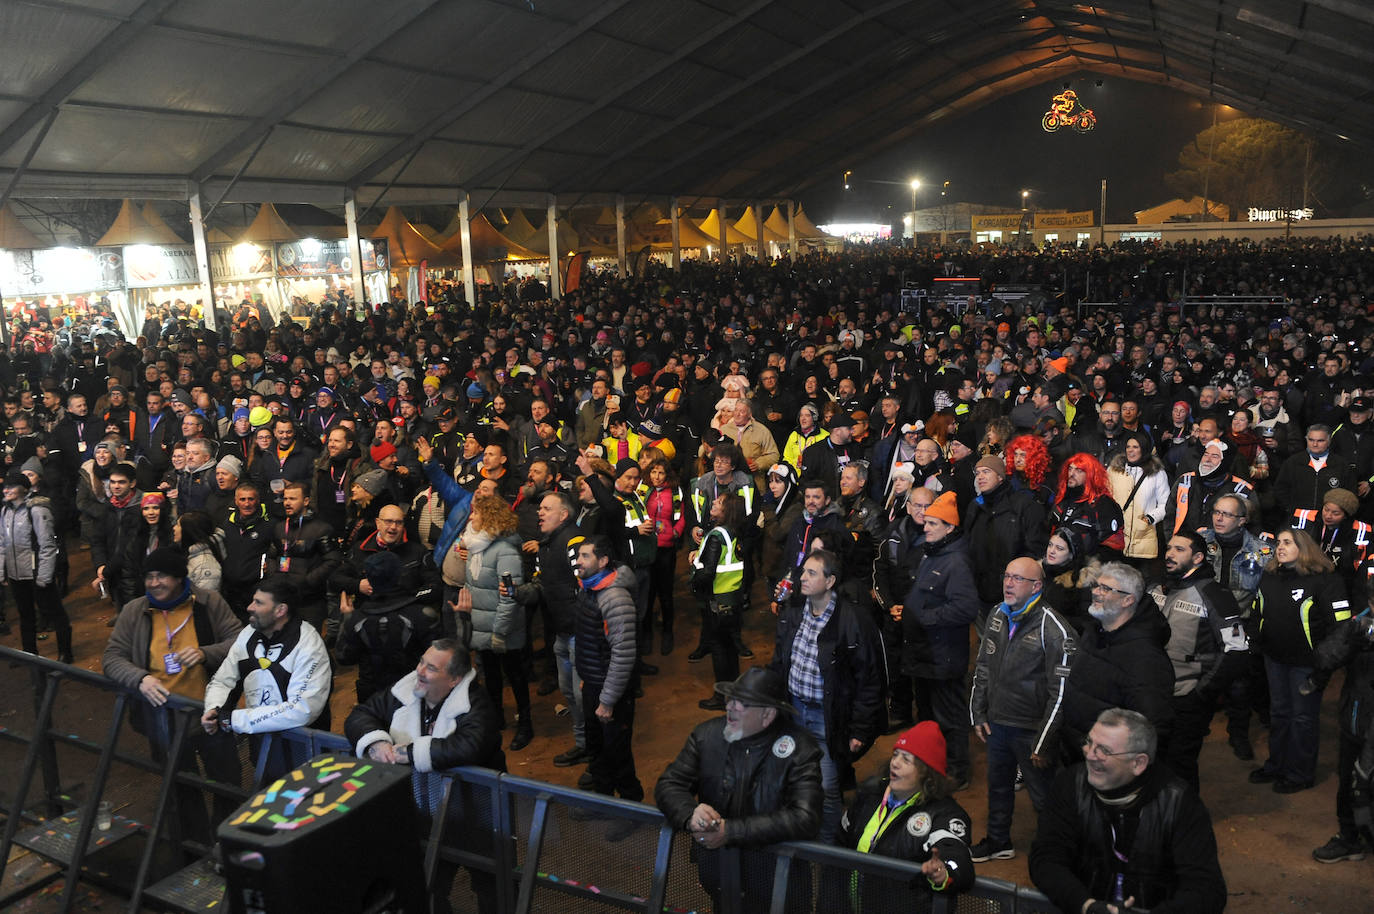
[{"left": 460, "top": 528, "right": 494, "bottom": 582}]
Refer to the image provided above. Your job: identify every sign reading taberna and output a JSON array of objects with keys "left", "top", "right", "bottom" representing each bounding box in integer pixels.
[
  {"left": 274, "top": 238, "right": 387, "bottom": 277},
  {"left": 123, "top": 244, "right": 200, "bottom": 288}
]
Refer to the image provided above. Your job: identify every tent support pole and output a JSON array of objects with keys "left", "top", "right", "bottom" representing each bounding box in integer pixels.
[
  {"left": 615, "top": 194, "right": 627, "bottom": 279},
  {"left": 787, "top": 200, "right": 798, "bottom": 260},
  {"left": 344, "top": 191, "right": 367, "bottom": 308},
  {"left": 670, "top": 197, "right": 681, "bottom": 271},
  {"left": 718, "top": 200, "right": 728, "bottom": 263},
  {"left": 754, "top": 200, "right": 765, "bottom": 260},
  {"left": 459, "top": 193, "right": 476, "bottom": 309},
  {"left": 547, "top": 194, "right": 560, "bottom": 300},
  {"left": 188, "top": 189, "right": 217, "bottom": 331},
  {"left": 0, "top": 108, "right": 58, "bottom": 216}
]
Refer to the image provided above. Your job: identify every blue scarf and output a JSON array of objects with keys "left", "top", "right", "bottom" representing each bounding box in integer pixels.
[
  {"left": 996, "top": 590, "right": 1042, "bottom": 625},
  {"left": 147, "top": 579, "right": 192, "bottom": 611},
  {"left": 579, "top": 567, "right": 613, "bottom": 590}
]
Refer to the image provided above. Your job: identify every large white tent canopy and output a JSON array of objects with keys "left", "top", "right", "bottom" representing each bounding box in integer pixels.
[{"left": 0, "top": 0, "right": 1370, "bottom": 215}]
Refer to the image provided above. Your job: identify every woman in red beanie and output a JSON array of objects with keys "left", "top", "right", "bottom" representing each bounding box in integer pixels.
[{"left": 838, "top": 721, "right": 976, "bottom": 907}]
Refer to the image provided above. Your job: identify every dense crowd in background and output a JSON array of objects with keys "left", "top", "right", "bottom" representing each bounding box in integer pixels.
[{"left": 6, "top": 234, "right": 1374, "bottom": 910}]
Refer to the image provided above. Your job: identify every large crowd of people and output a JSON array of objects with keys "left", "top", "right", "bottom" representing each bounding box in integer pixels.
[{"left": 7, "top": 234, "right": 1374, "bottom": 910}]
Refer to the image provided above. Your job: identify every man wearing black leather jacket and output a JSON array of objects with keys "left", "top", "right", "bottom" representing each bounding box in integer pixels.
[
  {"left": 655, "top": 667, "right": 822, "bottom": 913},
  {"left": 1030, "top": 708, "right": 1226, "bottom": 914}
]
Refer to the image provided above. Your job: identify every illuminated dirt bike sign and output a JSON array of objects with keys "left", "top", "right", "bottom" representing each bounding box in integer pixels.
[{"left": 1042, "top": 89, "right": 1097, "bottom": 133}]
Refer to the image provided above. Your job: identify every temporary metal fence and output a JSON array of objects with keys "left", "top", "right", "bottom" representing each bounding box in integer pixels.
[{"left": 0, "top": 646, "right": 1061, "bottom": 914}]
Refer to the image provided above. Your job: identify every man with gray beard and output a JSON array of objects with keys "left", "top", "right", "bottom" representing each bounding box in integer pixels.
[{"left": 655, "top": 668, "right": 823, "bottom": 912}]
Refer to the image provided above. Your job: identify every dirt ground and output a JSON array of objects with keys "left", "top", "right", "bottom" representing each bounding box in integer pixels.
[{"left": 9, "top": 539, "right": 1372, "bottom": 913}]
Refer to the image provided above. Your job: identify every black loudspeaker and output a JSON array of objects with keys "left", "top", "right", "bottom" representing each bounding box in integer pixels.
[{"left": 218, "top": 753, "right": 426, "bottom": 913}]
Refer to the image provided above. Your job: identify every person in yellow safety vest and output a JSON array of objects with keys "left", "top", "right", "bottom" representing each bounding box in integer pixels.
[
  {"left": 602, "top": 413, "right": 646, "bottom": 465},
  {"left": 783, "top": 404, "right": 829, "bottom": 474},
  {"left": 691, "top": 492, "right": 748, "bottom": 711},
  {"left": 689, "top": 442, "right": 758, "bottom": 539}
]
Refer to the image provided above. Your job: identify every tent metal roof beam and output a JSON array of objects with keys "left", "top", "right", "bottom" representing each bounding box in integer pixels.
[
  {"left": 0, "top": 0, "right": 179, "bottom": 162},
  {"left": 346, "top": 0, "right": 634, "bottom": 189},
  {"left": 457, "top": 0, "right": 779, "bottom": 191},
  {"left": 188, "top": 0, "right": 443, "bottom": 183},
  {"left": 649, "top": 14, "right": 1055, "bottom": 197},
  {"left": 0, "top": 0, "right": 1371, "bottom": 212}
]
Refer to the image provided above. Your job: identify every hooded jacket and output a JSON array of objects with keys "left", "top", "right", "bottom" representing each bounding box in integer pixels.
[{"left": 1060, "top": 602, "right": 1176, "bottom": 750}]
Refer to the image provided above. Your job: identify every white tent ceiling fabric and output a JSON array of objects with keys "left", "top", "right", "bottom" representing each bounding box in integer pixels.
[{"left": 0, "top": 0, "right": 1369, "bottom": 209}]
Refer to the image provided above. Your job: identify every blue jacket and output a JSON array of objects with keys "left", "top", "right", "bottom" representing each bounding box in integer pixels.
[{"left": 422, "top": 459, "right": 474, "bottom": 569}]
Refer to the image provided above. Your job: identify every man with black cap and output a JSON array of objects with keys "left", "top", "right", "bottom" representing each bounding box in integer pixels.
[
  {"left": 799, "top": 411, "right": 860, "bottom": 495},
  {"left": 102, "top": 546, "right": 242, "bottom": 844},
  {"left": 655, "top": 667, "right": 823, "bottom": 913},
  {"left": 0, "top": 470, "right": 72, "bottom": 661}
]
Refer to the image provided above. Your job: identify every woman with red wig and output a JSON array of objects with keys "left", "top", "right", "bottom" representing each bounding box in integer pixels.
[
  {"left": 1051, "top": 453, "right": 1125, "bottom": 555},
  {"left": 1006, "top": 434, "right": 1054, "bottom": 507}
]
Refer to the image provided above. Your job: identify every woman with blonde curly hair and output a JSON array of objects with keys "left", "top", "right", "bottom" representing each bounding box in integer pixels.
[{"left": 454, "top": 495, "right": 530, "bottom": 750}]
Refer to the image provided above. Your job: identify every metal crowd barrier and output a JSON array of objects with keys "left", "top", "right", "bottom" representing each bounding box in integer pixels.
[{"left": 0, "top": 647, "right": 1061, "bottom": 914}]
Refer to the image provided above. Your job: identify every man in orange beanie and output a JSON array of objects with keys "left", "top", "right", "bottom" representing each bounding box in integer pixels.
[{"left": 892, "top": 490, "right": 981, "bottom": 789}]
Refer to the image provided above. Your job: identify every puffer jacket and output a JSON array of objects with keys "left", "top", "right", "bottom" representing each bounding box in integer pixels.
[
  {"left": 0, "top": 494, "right": 59, "bottom": 585},
  {"left": 574, "top": 564, "right": 638, "bottom": 707},
  {"left": 969, "top": 595, "right": 1077, "bottom": 758},
  {"left": 463, "top": 531, "right": 525, "bottom": 651},
  {"left": 900, "top": 531, "right": 981, "bottom": 679}
]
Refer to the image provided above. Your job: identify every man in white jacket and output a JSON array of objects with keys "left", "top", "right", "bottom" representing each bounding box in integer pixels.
[{"left": 202, "top": 574, "right": 331, "bottom": 778}]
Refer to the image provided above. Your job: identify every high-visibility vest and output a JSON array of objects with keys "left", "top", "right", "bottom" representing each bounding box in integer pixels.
[{"left": 691, "top": 526, "right": 744, "bottom": 595}]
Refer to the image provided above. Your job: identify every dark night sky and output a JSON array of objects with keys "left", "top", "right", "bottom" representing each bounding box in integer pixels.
[{"left": 799, "top": 72, "right": 1235, "bottom": 227}]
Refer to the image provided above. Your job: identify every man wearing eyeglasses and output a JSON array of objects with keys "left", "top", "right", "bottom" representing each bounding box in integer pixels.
[
  {"left": 1200, "top": 493, "right": 1272, "bottom": 761},
  {"left": 1029, "top": 708, "right": 1226, "bottom": 914},
  {"left": 968, "top": 556, "right": 1077, "bottom": 862},
  {"left": 1059, "top": 563, "right": 1174, "bottom": 769}
]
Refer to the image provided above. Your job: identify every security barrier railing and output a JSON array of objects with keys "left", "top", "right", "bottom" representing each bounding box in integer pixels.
[{"left": 0, "top": 646, "right": 1061, "bottom": 914}]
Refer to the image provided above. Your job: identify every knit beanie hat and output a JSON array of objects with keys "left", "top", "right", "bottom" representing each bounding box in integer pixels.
[
  {"left": 143, "top": 547, "right": 189, "bottom": 580},
  {"left": 356, "top": 469, "right": 388, "bottom": 497},
  {"left": 976, "top": 454, "right": 1007, "bottom": 480},
  {"left": 925, "top": 491, "right": 960, "bottom": 527},
  {"left": 894, "top": 721, "right": 947, "bottom": 776}
]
